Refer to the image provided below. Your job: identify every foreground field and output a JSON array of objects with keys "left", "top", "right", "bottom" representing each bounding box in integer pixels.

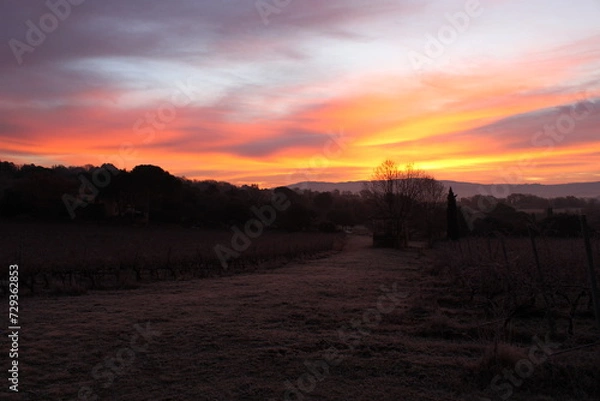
[{"left": 7, "top": 234, "right": 599, "bottom": 400}]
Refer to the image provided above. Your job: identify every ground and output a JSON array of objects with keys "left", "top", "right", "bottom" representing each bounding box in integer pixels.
[{"left": 9, "top": 235, "right": 600, "bottom": 400}]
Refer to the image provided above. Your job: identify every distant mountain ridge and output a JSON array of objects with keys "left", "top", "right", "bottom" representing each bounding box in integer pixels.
[{"left": 286, "top": 180, "right": 600, "bottom": 199}]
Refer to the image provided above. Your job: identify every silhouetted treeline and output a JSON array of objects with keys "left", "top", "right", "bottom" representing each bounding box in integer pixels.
[
  {"left": 0, "top": 161, "right": 370, "bottom": 231},
  {"left": 1, "top": 160, "right": 598, "bottom": 238},
  {"left": 460, "top": 193, "right": 597, "bottom": 211},
  {"left": 458, "top": 194, "right": 600, "bottom": 237}
]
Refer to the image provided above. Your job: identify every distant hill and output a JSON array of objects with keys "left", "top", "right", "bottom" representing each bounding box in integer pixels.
[{"left": 286, "top": 180, "right": 600, "bottom": 199}]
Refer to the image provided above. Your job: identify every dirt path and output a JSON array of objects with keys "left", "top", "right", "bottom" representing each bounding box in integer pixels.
[{"left": 19, "top": 235, "right": 472, "bottom": 401}]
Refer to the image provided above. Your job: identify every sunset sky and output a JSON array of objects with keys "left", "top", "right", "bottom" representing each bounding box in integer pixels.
[{"left": 1, "top": 0, "right": 600, "bottom": 187}]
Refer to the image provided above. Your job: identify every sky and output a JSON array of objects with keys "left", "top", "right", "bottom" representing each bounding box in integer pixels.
[{"left": 1, "top": 0, "right": 600, "bottom": 187}]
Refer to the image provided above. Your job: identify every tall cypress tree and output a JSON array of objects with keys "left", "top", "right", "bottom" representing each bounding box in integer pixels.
[{"left": 447, "top": 187, "right": 460, "bottom": 241}]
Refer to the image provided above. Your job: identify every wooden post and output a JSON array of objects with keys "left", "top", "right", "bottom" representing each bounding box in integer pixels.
[
  {"left": 528, "top": 225, "right": 556, "bottom": 336},
  {"left": 499, "top": 234, "right": 510, "bottom": 273},
  {"left": 497, "top": 232, "right": 512, "bottom": 296},
  {"left": 580, "top": 215, "right": 600, "bottom": 328}
]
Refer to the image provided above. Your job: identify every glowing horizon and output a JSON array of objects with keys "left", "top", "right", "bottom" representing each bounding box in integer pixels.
[{"left": 1, "top": 0, "right": 600, "bottom": 188}]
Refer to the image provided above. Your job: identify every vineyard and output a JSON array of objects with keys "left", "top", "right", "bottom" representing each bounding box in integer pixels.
[
  {"left": 0, "top": 223, "right": 345, "bottom": 295},
  {"left": 436, "top": 231, "right": 600, "bottom": 335}
]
